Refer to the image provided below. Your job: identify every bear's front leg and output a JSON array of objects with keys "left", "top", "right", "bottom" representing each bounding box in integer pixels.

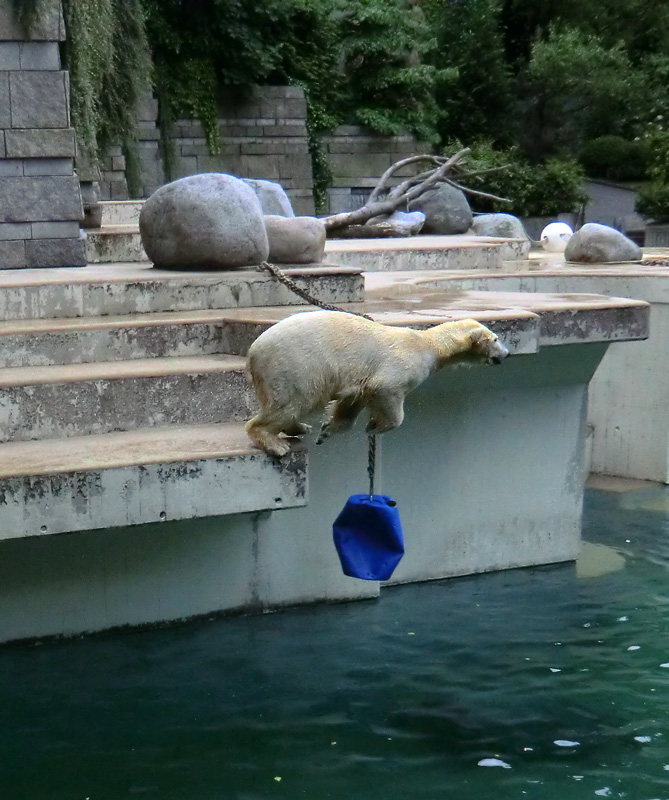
[{"left": 317, "top": 393, "right": 365, "bottom": 444}]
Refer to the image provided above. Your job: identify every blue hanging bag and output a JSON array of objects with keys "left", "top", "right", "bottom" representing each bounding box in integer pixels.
[{"left": 333, "top": 494, "right": 404, "bottom": 581}]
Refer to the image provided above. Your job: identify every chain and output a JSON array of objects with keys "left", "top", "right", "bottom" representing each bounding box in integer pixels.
[
  {"left": 259, "top": 260, "right": 377, "bottom": 497},
  {"left": 259, "top": 261, "right": 373, "bottom": 320},
  {"left": 367, "top": 434, "right": 377, "bottom": 499}
]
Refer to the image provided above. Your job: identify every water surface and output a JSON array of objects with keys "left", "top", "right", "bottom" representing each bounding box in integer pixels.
[{"left": 1, "top": 487, "right": 669, "bottom": 799}]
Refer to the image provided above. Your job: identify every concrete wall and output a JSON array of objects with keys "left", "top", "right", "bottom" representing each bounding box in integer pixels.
[
  {"left": 584, "top": 179, "right": 646, "bottom": 239},
  {"left": 101, "top": 91, "right": 428, "bottom": 217},
  {"left": 0, "top": 0, "right": 86, "bottom": 268},
  {"left": 0, "top": 340, "right": 606, "bottom": 642},
  {"left": 322, "top": 125, "right": 427, "bottom": 214},
  {"left": 113, "top": 87, "right": 316, "bottom": 215}
]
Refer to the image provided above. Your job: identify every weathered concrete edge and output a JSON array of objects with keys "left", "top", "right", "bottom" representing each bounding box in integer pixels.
[
  {"left": 535, "top": 303, "right": 649, "bottom": 346},
  {"left": 216, "top": 312, "right": 542, "bottom": 357},
  {"left": 0, "top": 449, "right": 307, "bottom": 540},
  {"left": 0, "top": 268, "right": 364, "bottom": 319}
]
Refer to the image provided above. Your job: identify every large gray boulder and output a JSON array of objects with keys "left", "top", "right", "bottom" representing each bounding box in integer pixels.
[
  {"left": 471, "top": 213, "right": 529, "bottom": 241},
  {"left": 265, "top": 215, "right": 326, "bottom": 264},
  {"left": 139, "top": 173, "right": 269, "bottom": 270},
  {"left": 564, "top": 223, "right": 642, "bottom": 263},
  {"left": 243, "top": 179, "right": 295, "bottom": 217},
  {"left": 408, "top": 183, "right": 473, "bottom": 234}
]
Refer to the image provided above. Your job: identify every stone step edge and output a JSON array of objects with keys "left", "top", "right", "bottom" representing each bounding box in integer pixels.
[
  {"left": 0, "top": 421, "right": 283, "bottom": 479},
  {"left": 0, "top": 422, "right": 307, "bottom": 540},
  {"left": 0, "top": 263, "right": 362, "bottom": 289},
  {"left": 0, "top": 353, "right": 247, "bottom": 388}
]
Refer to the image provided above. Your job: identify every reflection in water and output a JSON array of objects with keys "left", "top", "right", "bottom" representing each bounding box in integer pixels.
[{"left": 1, "top": 488, "right": 669, "bottom": 799}]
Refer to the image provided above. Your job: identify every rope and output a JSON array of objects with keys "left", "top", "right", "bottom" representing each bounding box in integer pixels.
[
  {"left": 259, "top": 261, "right": 373, "bottom": 320},
  {"left": 259, "top": 260, "right": 377, "bottom": 496}
]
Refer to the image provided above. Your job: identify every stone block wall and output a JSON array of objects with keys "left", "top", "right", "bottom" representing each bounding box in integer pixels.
[
  {"left": 100, "top": 87, "right": 427, "bottom": 218},
  {"left": 0, "top": 0, "right": 85, "bottom": 268},
  {"left": 99, "top": 146, "right": 128, "bottom": 201},
  {"left": 323, "top": 126, "right": 427, "bottom": 214},
  {"left": 107, "top": 86, "right": 315, "bottom": 214}
]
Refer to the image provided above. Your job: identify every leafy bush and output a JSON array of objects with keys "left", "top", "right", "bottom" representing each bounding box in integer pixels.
[
  {"left": 455, "top": 142, "right": 588, "bottom": 217},
  {"left": 636, "top": 183, "right": 669, "bottom": 222},
  {"left": 578, "top": 136, "right": 649, "bottom": 182},
  {"left": 635, "top": 129, "right": 669, "bottom": 221}
]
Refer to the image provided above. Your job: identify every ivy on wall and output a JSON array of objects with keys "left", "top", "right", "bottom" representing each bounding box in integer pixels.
[{"left": 61, "top": 0, "right": 152, "bottom": 196}]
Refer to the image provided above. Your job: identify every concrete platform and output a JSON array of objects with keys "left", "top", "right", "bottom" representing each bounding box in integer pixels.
[
  {"left": 86, "top": 215, "right": 529, "bottom": 270},
  {"left": 364, "top": 250, "right": 669, "bottom": 482},
  {"left": 211, "top": 289, "right": 648, "bottom": 356},
  {"left": 0, "top": 263, "right": 363, "bottom": 320},
  {"left": 0, "top": 354, "right": 254, "bottom": 441},
  {"left": 324, "top": 234, "right": 530, "bottom": 271},
  {"left": 0, "top": 252, "right": 651, "bottom": 643},
  {"left": 0, "top": 422, "right": 307, "bottom": 539}
]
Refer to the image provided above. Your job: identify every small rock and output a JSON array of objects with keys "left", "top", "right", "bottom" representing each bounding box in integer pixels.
[
  {"left": 408, "top": 183, "right": 473, "bottom": 234},
  {"left": 368, "top": 210, "right": 426, "bottom": 236},
  {"left": 564, "top": 222, "right": 642, "bottom": 263},
  {"left": 471, "top": 213, "right": 529, "bottom": 241},
  {"left": 265, "top": 215, "right": 326, "bottom": 264},
  {"left": 243, "top": 178, "right": 295, "bottom": 217},
  {"left": 140, "top": 173, "right": 269, "bottom": 270}
]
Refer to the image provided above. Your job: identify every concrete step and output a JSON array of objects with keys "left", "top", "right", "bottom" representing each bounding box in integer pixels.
[
  {"left": 0, "top": 308, "right": 276, "bottom": 367},
  {"left": 86, "top": 224, "right": 148, "bottom": 263},
  {"left": 212, "top": 302, "right": 542, "bottom": 357},
  {"left": 100, "top": 200, "right": 144, "bottom": 226},
  {"left": 86, "top": 225, "right": 528, "bottom": 268},
  {"left": 212, "top": 282, "right": 649, "bottom": 357},
  {"left": 0, "top": 263, "right": 363, "bottom": 320},
  {"left": 0, "top": 422, "right": 306, "bottom": 539},
  {"left": 0, "top": 354, "right": 257, "bottom": 442},
  {"left": 324, "top": 234, "right": 530, "bottom": 271}
]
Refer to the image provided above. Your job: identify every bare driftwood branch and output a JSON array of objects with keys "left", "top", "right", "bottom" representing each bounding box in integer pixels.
[
  {"left": 444, "top": 178, "right": 511, "bottom": 205},
  {"left": 324, "top": 148, "right": 471, "bottom": 233},
  {"left": 367, "top": 155, "right": 442, "bottom": 204}
]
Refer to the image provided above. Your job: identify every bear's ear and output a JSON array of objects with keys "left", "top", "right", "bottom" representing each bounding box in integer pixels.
[{"left": 468, "top": 326, "right": 488, "bottom": 344}]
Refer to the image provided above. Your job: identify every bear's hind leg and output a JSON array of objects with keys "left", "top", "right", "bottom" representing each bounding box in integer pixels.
[
  {"left": 245, "top": 404, "right": 304, "bottom": 457},
  {"left": 365, "top": 391, "right": 405, "bottom": 435}
]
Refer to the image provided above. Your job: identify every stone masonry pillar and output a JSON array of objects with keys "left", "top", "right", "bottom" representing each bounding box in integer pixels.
[{"left": 0, "top": 0, "right": 86, "bottom": 268}]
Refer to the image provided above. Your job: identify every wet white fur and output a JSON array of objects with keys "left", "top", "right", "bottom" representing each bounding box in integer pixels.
[{"left": 245, "top": 310, "right": 509, "bottom": 456}]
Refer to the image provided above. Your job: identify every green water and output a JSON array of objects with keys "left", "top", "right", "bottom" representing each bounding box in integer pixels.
[{"left": 2, "top": 487, "right": 669, "bottom": 799}]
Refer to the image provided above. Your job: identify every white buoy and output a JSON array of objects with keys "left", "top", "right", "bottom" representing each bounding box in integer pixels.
[{"left": 541, "top": 222, "right": 573, "bottom": 253}]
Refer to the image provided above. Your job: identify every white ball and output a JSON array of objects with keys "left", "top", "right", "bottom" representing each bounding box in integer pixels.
[{"left": 540, "top": 222, "right": 573, "bottom": 253}]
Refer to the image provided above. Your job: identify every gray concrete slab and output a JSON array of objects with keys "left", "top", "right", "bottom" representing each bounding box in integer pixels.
[{"left": 0, "top": 354, "right": 255, "bottom": 441}]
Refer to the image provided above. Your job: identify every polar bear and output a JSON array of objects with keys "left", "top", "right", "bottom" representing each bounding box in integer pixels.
[{"left": 245, "top": 310, "right": 509, "bottom": 456}]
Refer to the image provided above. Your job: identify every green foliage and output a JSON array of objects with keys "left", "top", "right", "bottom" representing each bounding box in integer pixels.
[
  {"left": 426, "top": 0, "right": 513, "bottom": 145},
  {"left": 636, "top": 184, "right": 669, "bottom": 223},
  {"left": 334, "top": 0, "right": 451, "bottom": 143},
  {"left": 455, "top": 141, "right": 587, "bottom": 217},
  {"left": 578, "top": 136, "right": 649, "bottom": 182},
  {"left": 521, "top": 26, "right": 646, "bottom": 159},
  {"left": 62, "top": 0, "right": 151, "bottom": 193},
  {"left": 61, "top": 0, "right": 114, "bottom": 163},
  {"left": 636, "top": 129, "right": 669, "bottom": 222}
]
